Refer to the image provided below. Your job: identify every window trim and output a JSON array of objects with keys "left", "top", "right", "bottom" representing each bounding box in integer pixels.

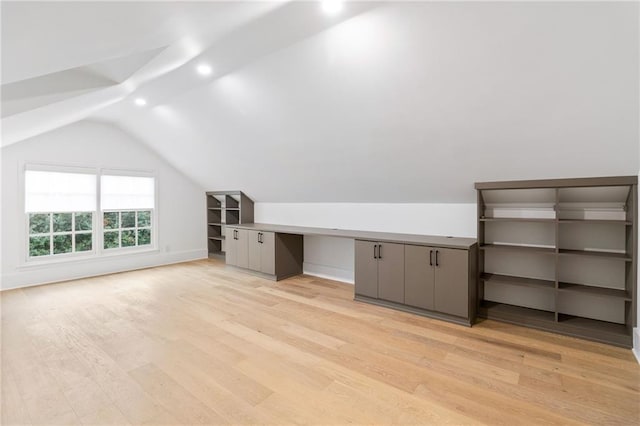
[{"left": 20, "top": 162, "right": 158, "bottom": 267}]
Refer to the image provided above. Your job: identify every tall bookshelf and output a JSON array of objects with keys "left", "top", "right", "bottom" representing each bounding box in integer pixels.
[
  {"left": 475, "top": 176, "right": 637, "bottom": 347},
  {"left": 206, "top": 191, "right": 254, "bottom": 259}
]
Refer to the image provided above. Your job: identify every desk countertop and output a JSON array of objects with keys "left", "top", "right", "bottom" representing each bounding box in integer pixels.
[{"left": 227, "top": 223, "right": 477, "bottom": 250}]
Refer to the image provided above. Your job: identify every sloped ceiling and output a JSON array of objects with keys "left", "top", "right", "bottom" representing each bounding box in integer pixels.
[{"left": 2, "top": 1, "right": 639, "bottom": 203}]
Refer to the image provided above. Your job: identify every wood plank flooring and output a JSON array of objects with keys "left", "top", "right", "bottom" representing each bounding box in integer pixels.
[{"left": 2, "top": 259, "right": 639, "bottom": 425}]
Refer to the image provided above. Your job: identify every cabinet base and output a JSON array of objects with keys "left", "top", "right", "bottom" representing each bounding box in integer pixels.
[
  {"left": 225, "top": 264, "right": 300, "bottom": 282},
  {"left": 354, "top": 294, "right": 473, "bottom": 327},
  {"left": 208, "top": 251, "right": 225, "bottom": 260},
  {"left": 226, "top": 265, "right": 277, "bottom": 281},
  {"left": 478, "top": 303, "right": 632, "bottom": 348}
]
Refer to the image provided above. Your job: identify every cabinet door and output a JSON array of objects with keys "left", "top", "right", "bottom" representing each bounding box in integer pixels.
[
  {"left": 377, "top": 242, "right": 405, "bottom": 304},
  {"left": 354, "top": 240, "right": 378, "bottom": 298},
  {"left": 434, "top": 248, "right": 469, "bottom": 318},
  {"left": 236, "top": 229, "right": 249, "bottom": 269},
  {"left": 248, "top": 230, "right": 261, "bottom": 271},
  {"left": 225, "top": 227, "right": 237, "bottom": 266},
  {"left": 260, "top": 232, "right": 276, "bottom": 275},
  {"left": 404, "top": 245, "right": 435, "bottom": 310}
]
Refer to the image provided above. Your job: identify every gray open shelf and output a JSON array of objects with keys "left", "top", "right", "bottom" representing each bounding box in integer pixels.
[
  {"left": 205, "top": 191, "right": 254, "bottom": 259},
  {"left": 476, "top": 176, "right": 637, "bottom": 348}
]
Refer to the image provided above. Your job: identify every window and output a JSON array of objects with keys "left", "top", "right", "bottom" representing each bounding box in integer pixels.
[
  {"left": 102, "top": 210, "right": 152, "bottom": 249},
  {"left": 101, "top": 175, "right": 155, "bottom": 250},
  {"left": 24, "top": 167, "right": 155, "bottom": 261},
  {"left": 28, "top": 212, "right": 93, "bottom": 256},
  {"left": 25, "top": 170, "right": 96, "bottom": 258}
]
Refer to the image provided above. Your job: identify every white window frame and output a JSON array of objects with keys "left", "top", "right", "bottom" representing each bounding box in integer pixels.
[{"left": 20, "top": 162, "right": 158, "bottom": 267}]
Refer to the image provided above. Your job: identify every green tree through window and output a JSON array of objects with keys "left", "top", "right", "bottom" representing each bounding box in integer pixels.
[
  {"left": 28, "top": 212, "right": 93, "bottom": 257},
  {"left": 103, "top": 211, "right": 152, "bottom": 250}
]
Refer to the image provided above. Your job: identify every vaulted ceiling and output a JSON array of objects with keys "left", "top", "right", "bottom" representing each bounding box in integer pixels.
[{"left": 2, "top": 1, "right": 638, "bottom": 202}]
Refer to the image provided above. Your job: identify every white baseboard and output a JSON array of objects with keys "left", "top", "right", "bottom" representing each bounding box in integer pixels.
[
  {"left": 633, "top": 328, "right": 640, "bottom": 365},
  {"left": 1, "top": 249, "right": 207, "bottom": 291},
  {"left": 303, "top": 261, "right": 354, "bottom": 284}
]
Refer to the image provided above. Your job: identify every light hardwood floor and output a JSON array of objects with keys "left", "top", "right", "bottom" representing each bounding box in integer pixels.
[{"left": 1, "top": 259, "right": 639, "bottom": 425}]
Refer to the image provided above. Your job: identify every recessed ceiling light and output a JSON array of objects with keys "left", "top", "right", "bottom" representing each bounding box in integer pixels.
[
  {"left": 321, "top": 0, "right": 343, "bottom": 15},
  {"left": 196, "top": 64, "right": 213, "bottom": 76},
  {"left": 134, "top": 98, "right": 147, "bottom": 106}
]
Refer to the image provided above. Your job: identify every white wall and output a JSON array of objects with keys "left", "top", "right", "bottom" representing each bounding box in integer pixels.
[
  {"left": 114, "top": 1, "right": 638, "bottom": 204},
  {"left": 255, "top": 202, "right": 476, "bottom": 282},
  {"left": 1, "top": 120, "right": 206, "bottom": 290}
]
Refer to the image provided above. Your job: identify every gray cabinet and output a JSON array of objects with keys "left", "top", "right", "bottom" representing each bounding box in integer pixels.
[
  {"left": 248, "top": 230, "right": 276, "bottom": 275},
  {"left": 404, "top": 246, "right": 469, "bottom": 317},
  {"left": 226, "top": 227, "right": 248, "bottom": 269},
  {"left": 404, "top": 245, "right": 435, "bottom": 310},
  {"left": 226, "top": 228, "right": 237, "bottom": 266},
  {"left": 355, "top": 241, "right": 378, "bottom": 298},
  {"left": 356, "top": 239, "right": 476, "bottom": 325},
  {"left": 355, "top": 241, "right": 404, "bottom": 304},
  {"left": 377, "top": 243, "right": 405, "bottom": 304},
  {"left": 226, "top": 226, "right": 303, "bottom": 281},
  {"left": 434, "top": 248, "right": 469, "bottom": 318},
  {"left": 248, "top": 230, "right": 261, "bottom": 271},
  {"left": 260, "top": 232, "right": 276, "bottom": 275}
]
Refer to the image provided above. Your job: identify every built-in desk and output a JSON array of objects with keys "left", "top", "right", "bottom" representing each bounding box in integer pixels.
[{"left": 225, "top": 223, "right": 478, "bottom": 326}]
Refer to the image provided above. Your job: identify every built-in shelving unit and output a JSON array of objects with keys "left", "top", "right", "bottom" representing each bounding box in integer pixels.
[
  {"left": 475, "top": 176, "right": 637, "bottom": 347},
  {"left": 205, "top": 191, "right": 254, "bottom": 259}
]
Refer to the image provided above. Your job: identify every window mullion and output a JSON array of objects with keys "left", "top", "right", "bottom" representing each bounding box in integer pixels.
[
  {"left": 72, "top": 213, "right": 76, "bottom": 253},
  {"left": 49, "top": 214, "right": 54, "bottom": 256},
  {"left": 96, "top": 170, "right": 101, "bottom": 254}
]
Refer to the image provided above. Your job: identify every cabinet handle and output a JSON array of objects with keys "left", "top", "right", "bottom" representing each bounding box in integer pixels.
[
  {"left": 435, "top": 250, "right": 439, "bottom": 267},
  {"left": 373, "top": 244, "right": 377, "bottom": 259},
  {"left": 234, "top": 230, "right": 238, "bottom": 240},
  {"left": 429, "top": 250, "right": 433, "bottom": 266},
  {"left": 259, "top": 232, "right": 263, "bottom": 243},
  {"left": 378, "top": 244, "right": 382, "bottom": 259}
]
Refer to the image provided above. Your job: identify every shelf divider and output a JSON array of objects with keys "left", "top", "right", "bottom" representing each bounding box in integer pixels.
[
  {"left": 481, "top": 273, "right": 555, "bottom": 289},
  {"left": 558, "top": 282, "right": 631, "bottom": 301},
  {"left": 479, "top": 217, "right": 556, "bottom": 223},
  {"left": 480, "top": 244, "right": 556, "bottom": 255},
  {"left": 557, "top": 248, "right": 631, "bottom": 261}
]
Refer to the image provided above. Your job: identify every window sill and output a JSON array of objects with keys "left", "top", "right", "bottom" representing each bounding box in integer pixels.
[{"left": 18, "top": 247, "right": 160, "bottom": 270}]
